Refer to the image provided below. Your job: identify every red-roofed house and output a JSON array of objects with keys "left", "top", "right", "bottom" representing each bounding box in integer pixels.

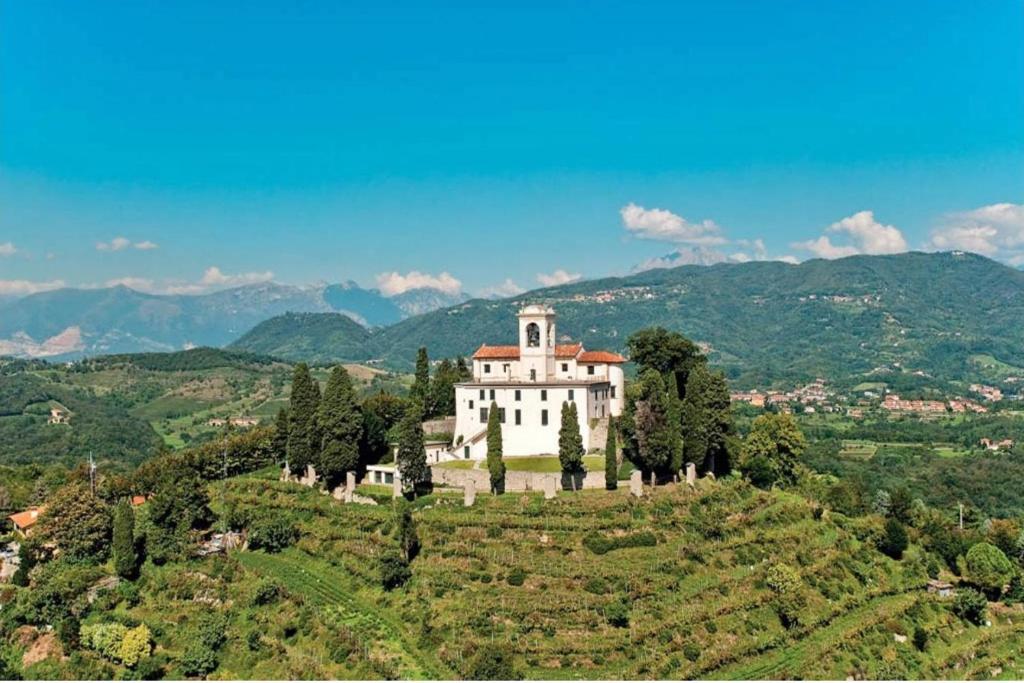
[
  {"left": 454, "top": 305, "right": 626, "bottom": 459},
  {"left": 8, "top": 507, "right": 45, "bottom": 537}
]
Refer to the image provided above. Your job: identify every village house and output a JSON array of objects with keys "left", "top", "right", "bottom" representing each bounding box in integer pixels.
[
  {"left": 970, "top": 383, "right": 1003, "bottom": 402},
  {"left": 207, "top": 416, "right": 260, "bottom": 428},
  {"left": 980, "top": 438, "right": 1014, "bottom": 451},
  {"left": 7, "top": 507, "right": 45, "bottom": 538},
  {"left": 926, "top": 579, "right": 954, "bottom": 598},
  {"left": 450, "top": 305, "right": 625, "bottom": 460},
  {"left": 47, "top": 406, "right": 70, "bottom": 425}
]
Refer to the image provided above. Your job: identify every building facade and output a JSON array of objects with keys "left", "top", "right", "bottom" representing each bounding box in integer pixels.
[{"left": 450, "top": 305, "right": 625, "bottom": 459}]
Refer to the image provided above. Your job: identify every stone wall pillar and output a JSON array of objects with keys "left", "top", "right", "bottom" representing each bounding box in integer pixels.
[
  {"left": 685, "top": 462, "right": 696, "bottom": 487},
  {"left": 392, "top": 472, "right": 402, "bottom": 498},
  {"left": 345, "top": 471, "right": 356, "bottom": 503},
  {"left": 629, "top": 470, "right": 643, "bottom": 498},
  {"left": 542, "top": 475, "right": 557, "bottom": 500},
  {"left": 464, "top": 480, "right": 476, "bottom": 507}
]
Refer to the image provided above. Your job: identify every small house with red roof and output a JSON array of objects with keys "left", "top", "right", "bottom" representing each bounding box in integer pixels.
[
  {"left": 8, "top": 507, "right": 45, "bottom": 538},
  {"left": 451, "top": 305, "right": 626, "bottom": 460}
]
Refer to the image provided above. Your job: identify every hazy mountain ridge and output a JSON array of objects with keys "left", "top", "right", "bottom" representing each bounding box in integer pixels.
[{"left": 230, "top": 252, "right": 1024, "bottom": 387}]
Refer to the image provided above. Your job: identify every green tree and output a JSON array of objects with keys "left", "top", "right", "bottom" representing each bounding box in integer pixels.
[
  {"left": 455, "top": 356, "right": 472, "bottom": 382},
  {"left": 952, "top": 587, "right": 988, "bottom": 625},
  {"left": 879, "top": 517, "right": 909, "bottom": 560},
  {"left": 247, "top": 513, "right": 299, "bottom": 553},
  {"left": 468, "top": 645, "right": 520, "bottom": 680},
  {"left": 622, "top": 369, "right": 676, "bottom": 481},
  {"left": 486, "top": 401, "right": 506, "bottom": 494},
  {"left": 681, "top": 364, "right": 734, "bottom": 476},
  {"left": 626, "top": 327, "right": 705, "bottom": 391},
  {"left": 964, "top": 542, "right": 1014, "bottom": 598},
  {"left": 379, "top": 551, "right": 411, "bottom": 590},
  {"left": 395, "top": 401, "right": 429, "bottom": 495},
  {"left": 286, "top": 363, "right": 320, "bottom": 476},
  {"left": 766, "top": 563, "right": 806, "bottom": 628},
  {"left": 112, "top": 501, "right": 138, "bottom": 579},
  {"left": 558, "top": 401, "right": 585, "bottom": 489},
  {"left": 740, "top": 413, "right": 806, "bottom": 487},
  {"left": 271, "top": 407, "right": 289, "bottom": 464},
  {"left": 396, "top": 502, "right": 420, "bottom": 562},
  {"left": 410, "top": 347, "right": 431, "bottom": 413},
  {"left": 429, "top": 358, "right": 458, "bottom": 418},
  {"left": 317, "top": 366, "right": 363, "bottom": 489},
  {"left": 666, "top": 372, "right": 684, "bottom": 476},
  {"left": 604, "top": 417, "right": 618, "bottom": 491},
  {"left": 40, "top": 481, "right": 112, "bottom": 563}
]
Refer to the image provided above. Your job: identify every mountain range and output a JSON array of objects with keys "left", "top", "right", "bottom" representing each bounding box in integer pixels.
[
  {"left": 228, "top": 251, "right": 1024, "bottom": 388},
  {"left": 0, "top": 280, "right": 466, "bottom": 359}
]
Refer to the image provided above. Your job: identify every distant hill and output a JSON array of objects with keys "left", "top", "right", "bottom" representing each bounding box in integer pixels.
[
  {"left": 0, "top": 281, "right": 466, "bottom": 359},
  {"left": 230, "top": 252, "right": 1024, "bottom": 387},
  {"left": 229, "top": 312, "right": 373, "bottom": 364}
]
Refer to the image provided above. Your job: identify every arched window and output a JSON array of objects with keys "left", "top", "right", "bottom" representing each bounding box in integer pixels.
[{"left": 526, "top": 322, "right": 540, "bottom": 347}]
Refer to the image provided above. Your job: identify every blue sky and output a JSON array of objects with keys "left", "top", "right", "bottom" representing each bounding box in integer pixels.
[{"left": 1, "top": 0, "right": 1022, "bottom": 297}]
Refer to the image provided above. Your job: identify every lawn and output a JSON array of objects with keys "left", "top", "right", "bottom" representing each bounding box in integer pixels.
[{"left": 502, "top": 454, "right": 606, "bottom": 472}]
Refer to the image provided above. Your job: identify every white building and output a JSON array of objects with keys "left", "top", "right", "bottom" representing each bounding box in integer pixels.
[{"left": 450, "top": 305, "right": 625, "bottom": 459}]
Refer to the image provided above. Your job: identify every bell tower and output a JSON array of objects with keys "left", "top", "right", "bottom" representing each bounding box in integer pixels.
[{"left": 518, "top": 305, "right": 556, "bottom": 381}]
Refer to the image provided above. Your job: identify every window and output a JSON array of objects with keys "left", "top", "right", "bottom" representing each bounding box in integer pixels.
[
  {"left": 530, "top": 369, "right": 536, "bottom": 381},
  {"left": 611, "top": 386, "right": 616, "bottom": 398},
  {"left": 502, "top": 363, "right": 510, "bottom": 373},
  {"left": 514, "top": 409, "right": 521, "bottom": 425},
  {"left": 464, "top": 446, "right": 470, "bottom": 459},
  {"left": 587, "top": 365, "right": 595, "bottom": 375},
  {"left": 541, "top": 409, "right": 548, "bottom": 426},
  {"left": 480, "top": 407, "right": 489, "bottom": 422},
  {"left": 541, "top": 389, "right": 547, "bottom": 401},
  {"left": 498, "top": 408, "right": 506, "bottom": 423},
  {"left": 483, "top": 363, "right": 491, "bottom": 373},
  {"left": 479, "top": 389, "right": 485, "bottom": 400},
  {"left": 561, "top": 363, "right": 568, "bottom": 372},
  {"left": 515, "top": 389, "right": 521, "bottom": 401},
  {"left": 568, "top": 389, "right": 574, "bottom": 401},
  {"left": 469, "top": 400, "right": 474, "bottom": 409},
  {"left": 489, "top": 389, "right": 495, "bottom": 400},
  {"left": 526, "top": 322, "right": 540, "bottom": 347}
]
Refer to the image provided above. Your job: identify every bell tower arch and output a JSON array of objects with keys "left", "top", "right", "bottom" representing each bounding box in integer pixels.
[{"left": 518, "top": 305, "right": 556, "bottom": 381}]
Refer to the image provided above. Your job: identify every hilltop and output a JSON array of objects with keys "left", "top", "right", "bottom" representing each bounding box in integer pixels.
[{"left": 231, "top": 251, "right": 1024, "bottom": 387}]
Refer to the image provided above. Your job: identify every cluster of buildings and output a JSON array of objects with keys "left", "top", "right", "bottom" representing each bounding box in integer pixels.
[
  {"left": 207, "top": 416, "right": 260, "bottom": 428},
  {"left": 881, "top": 394, "right": 988, "bottom": 415},
  {"left": 730, "top": 378, "right": 838, "bottom": 414},
  {"left": 970, "top": 383, "right": 1004, "bottom": 402},
  {"left": 980, "top": 438, "right": 1015, "bottom": 451}
]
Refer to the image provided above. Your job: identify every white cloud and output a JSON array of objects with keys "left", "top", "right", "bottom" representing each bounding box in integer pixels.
[
  {"left": 374, "top": 270, "right": 463, "bottom": 297},
  {"left": 778, "top": 255, "right": 800, "bottom": 265},
  {"left": 96, "top": 237, "right": 159, "bottom": 251},
  {"left": 478, "top": 278, "right": 525, "bottom": 299},
  {"left": 793, "top": 210, "right": 907, "bottom": 259},
  {"left": 199, "top": 266, "right": 274, "bottom": 287},
  {"left": 928, "top": 203, "right": 1024, "bottom": 262},
  {"left": 536, "top": 269, "right": 582, "bottom": 287},
  {"left": 0, "top": 242, "right": 16, "bottom": 257},
  {"left": 620, "top": 202, "right": 726, "bottom": 245},
  {"left": 0, "top": 279, "right": 65, "bottom": 296}
]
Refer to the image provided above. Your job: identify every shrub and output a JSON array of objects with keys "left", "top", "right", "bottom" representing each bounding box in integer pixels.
[
  {"left": 247, "top": 514, "right": 299, "bottom": 553},
  {"left": 912, "top": 626, "right": 928, "bottom": 652},
  {"left": 583, "top": 531, "right": 657, "bottom": 555},
  {"left": 583, "top": 577, "right": 608, "bottom": 595},
  {"left": 952, "top": 588, "right": 988, "bottom": 625},
  {"left": 506, "top": 567, "right": 527, "bottom": 586},
  {"left": 380, "top": 551, "right": 411, "bottom": 591},
  {"left": 249, "top": 578, "right": 282, "bottom": 607},
  {"left": 119, "top": 625, "right": 153, "bottom": 668},
  {"left": 179, "top": 644, "right": 218, "bottom": 677},
  {"left": 878, "top": 518, "right": 908, "bottom": 560},
  {"left": 604, "top": 600, "right": 630, "bottom": 628},
  {"left": 683, "top": 642, "right": 701, "bottom": 662},
  {"left": 467, "top": 645, "right": 520, "bottom": 680}
]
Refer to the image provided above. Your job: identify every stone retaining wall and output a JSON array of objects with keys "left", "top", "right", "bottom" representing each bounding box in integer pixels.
[{"left": 430, "top": 465, "right": 606, "bottom": 492}]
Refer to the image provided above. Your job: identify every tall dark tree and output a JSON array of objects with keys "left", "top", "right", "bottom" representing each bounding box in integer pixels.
[
  {"left": 396, "top": 502, "right": 420, "bottom": 562},
  {"left": 626, "top": 327, "right": 705, "bottom": 394},
  {"left": 360, "top": 409, "right": 390, "bottom": 466},
  {"left": 681, "top": 364, "right": 734, "bottom": 476},
  {"left": 486, "top": 401, "right": 505, "bottom": 493},
  {"left": 271, "top": 407, "right": 289, "bottom": 465},
  {"left": 455, "top": 356, "right": 472, "bottom": 382},
  {"left": 740, "top": 413, "right": 806, "bottom": 487},
  {"left": 112, "top": 500, "right": 138, "bottom": 579},
  {"left": 430, "top": 358, "right": 459, "bottom": 419},
  {"left": 623, "top": 369, "right": 676, "bottom": 482},
  {"left": 410, "top": 347, "right": 431, "bottom": 413},
  {"left": 558, "top": 402, "right": 584, "bottom": 489},
  {"left": 604, "top": 417, "right": 618, "bottom": 491},
  {"left": 317, "top": 366, "right": 363, "bottom": 489},
  {"left": 396, "top": 401, "right": 429, "bottom": 495},
  {"left": 287, "top": 363, "right": 320, "bottom": 476},
  {"left": 666, "top": 372, "right": 684, "bottom": 477}
]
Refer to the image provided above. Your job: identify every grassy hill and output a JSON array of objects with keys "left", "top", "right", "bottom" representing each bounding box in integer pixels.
[
  {"left": 228, "top": 312, "right": 372, "bottom": 364},
  {"left": 229, "top": 252, "right": 1024, "bottom": 388},
  {"left": 7, "top": 474, "right": 1022, "bottom": 680}
]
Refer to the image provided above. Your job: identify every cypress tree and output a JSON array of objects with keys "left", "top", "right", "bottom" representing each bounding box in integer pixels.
[
  {"left": 558, "top": 401, "right": 584, "bottom": 489},
  {"left": 396, "top": 401, "right": 429, "bottom": 495},
  {"left": 604, "top": 417, "right": 618, "bottom": 490},
  {"left": 628, "top": 369, "right": 674, "bottom": 483},
  {"left": 430, "top": 358, "right": 458, "bottom": 418},
  {"left": 112, "top": 500, "right": 138, "bottom": 579},
  {"left": 410, "top": 347, "right": 431, "bottom": 414},
  {"left": 455, "top": 356, "right": 471, "bottom": 381},
  {"left": 667, "top": 372, "right": 684, "bottom": 477},
  {"left": 317, "top": 366, "right": 363, "bottom": 489},
  {"left": 271, "top": 407, "right": 289, "bottom": 465},
  {"left": 287, "top": 363, "right": 320, "bottom": 476},
  {"left": 681, "top": 363, "right": 734, "bottom": 476},
  {"left": 486, "top": 401, "right": 505, "bottom": 494}
]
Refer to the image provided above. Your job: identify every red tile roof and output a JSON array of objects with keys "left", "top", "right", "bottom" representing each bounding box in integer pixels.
[
  {"left": 578, "top": 350, "right": 626, "bottom": 364},
  {"left": 472, "top": 344, "right": 520, "bottom": 360},
  {"left": 8, "top": 507, "right": 44, "bottom": 531},
  {"left": 555, "top": 343, "right": 583, "bottom": 358},
  {"left": 130, "top": 495, "right": 147, "bottom": 506}
]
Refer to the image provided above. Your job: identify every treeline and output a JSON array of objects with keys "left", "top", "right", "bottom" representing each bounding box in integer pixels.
[{"left": 71, "top": 347, "right": 279, "bottom": 373}]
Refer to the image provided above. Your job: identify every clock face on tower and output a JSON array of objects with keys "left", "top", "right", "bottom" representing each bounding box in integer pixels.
[{"left": 526, "top": 322, "right": 540, "bottom": 348}]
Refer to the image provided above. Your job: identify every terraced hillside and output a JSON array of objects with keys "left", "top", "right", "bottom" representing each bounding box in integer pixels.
[{"left": 220, "top": 474, "right": 1024, "bottom": 680}]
